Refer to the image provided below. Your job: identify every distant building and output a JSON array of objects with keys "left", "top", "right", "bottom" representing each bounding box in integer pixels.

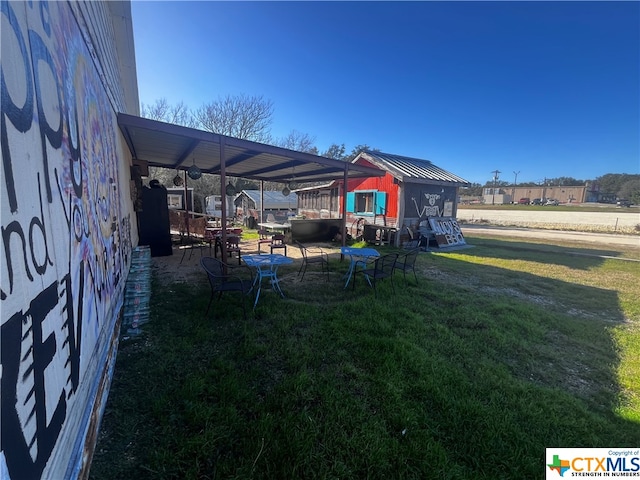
[
  {"left": 508, "top": 186, "right": 588, "bottom": 204},
  {"left": 482, "top": 187, "right": 512, "bottom": 205},
  {"left": 234, "top": 190, "right": 298, "bottom": 227}
]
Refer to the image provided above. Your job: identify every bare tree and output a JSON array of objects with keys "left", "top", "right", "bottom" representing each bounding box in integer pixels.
[
  {"left": 142, "top": 99, "right": 194, "bottom": 191},
  {"left": 141, "top": 98, "right": 195, "bottom": 127},
  {"left": 194, "top": 94, "right": 274, "bottom": 142},
  {"left": 276, "top": 130, "right": 317, "bottom": 153}
]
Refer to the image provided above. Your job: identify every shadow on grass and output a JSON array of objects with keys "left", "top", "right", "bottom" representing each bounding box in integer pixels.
[
  {"left": 90, "top": 240, "right": 639, "bottom": 480},
  {"left": 461, "top": 235, "right": 635, "bottom": 269}
]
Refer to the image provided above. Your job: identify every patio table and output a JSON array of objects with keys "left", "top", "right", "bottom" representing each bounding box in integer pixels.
[
  {"left": 340, "top": 246, "right": 380, "bottom": 288},
  {"left": 257, "top": 222, "right": 291, "bottom": 232},
  {"left": 243, "top": 253, "right": 293, "bottom": 308}
]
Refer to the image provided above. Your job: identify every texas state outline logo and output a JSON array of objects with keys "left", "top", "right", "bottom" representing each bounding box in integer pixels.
[{"left": 546, "top": 448, "right": 640, "bottom": 479}]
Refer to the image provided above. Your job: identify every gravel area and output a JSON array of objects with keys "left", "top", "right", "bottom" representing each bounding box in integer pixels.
[
  {"left": 461, "top": 225, "right": 639, "bottom": 248},
  {"left": 458, "top": 208, "right": 639, "bottom": 234}
]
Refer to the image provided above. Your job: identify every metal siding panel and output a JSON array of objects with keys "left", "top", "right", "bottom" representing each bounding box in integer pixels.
[
  {"left": 378, "top": 172, "right": 396, "bottom": 192},
  {"left": 387, "top": 184, "right": 399, "bottom": 218},
  {"left": 355, "top": 177, "right": 382, "bottom": 191}
]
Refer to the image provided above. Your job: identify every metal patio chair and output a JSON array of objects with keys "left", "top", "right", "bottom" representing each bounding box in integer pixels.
[
  {"left": 294, "top": 240, "right": 330, "bottom": 281},
  {"left": 200, "top": 256, "right": 253, "bottom": 320},
  {"left": 257, "top": 228, "right": 272, "bottom": 253},
  {"left": 393, "top": 247, "right": 420, "bottom": 285},
  {"left": 225, "top": 235, "right": 242, "bottom": 265},
  {"left": 352, "top": 252, "right": 399, "bottom": 297},
  {"left": 270, "top": 233, "right": 287, "bottom": 256},
  {"left": 180, "top": 216, "right": 210, "bottom": 263}
]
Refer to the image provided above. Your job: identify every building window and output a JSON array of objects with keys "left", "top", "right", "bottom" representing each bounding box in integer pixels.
[
  {"left": 167, "top": 194, "right": 183, "bottom": 209},
  {"left": 346, "top": 191, "right": 387, "bottom": 215},
  {"left": 320, "top": 191, "right": 330, "bottom": 210},
  {"left": 356, "top": 192, "right": 375, "bottom": 213}
]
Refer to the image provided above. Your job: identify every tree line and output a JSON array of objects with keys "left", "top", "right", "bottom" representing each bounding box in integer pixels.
[
  {"left": 141, "top": 95, "right": 374, "bottom": 212},
  {"left": 141, "top": 95, "right": 639, "bottom": 209}
]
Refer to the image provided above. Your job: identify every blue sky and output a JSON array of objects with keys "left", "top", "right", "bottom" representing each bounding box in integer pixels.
[{"left": 131, "top": 1, "right": 639, "bottom": 185}]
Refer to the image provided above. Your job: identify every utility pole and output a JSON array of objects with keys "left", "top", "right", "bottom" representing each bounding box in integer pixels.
[
  {"left": 513, "top": 171, "right": 520, "bottom": 186},
  {"left": 491, "top": 170, "right": 501, "bottom": 205},
  {"left": 513, "top": 171, "right": 520, "bottom": 205}
]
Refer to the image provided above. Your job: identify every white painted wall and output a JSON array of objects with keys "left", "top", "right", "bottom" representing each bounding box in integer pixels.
[{"left": 1, "top": 1, "right": 138, "bottom": 478}]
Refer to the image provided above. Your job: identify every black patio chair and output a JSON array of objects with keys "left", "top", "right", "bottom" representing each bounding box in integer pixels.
[
  {"left": 270, "top": 234, "right": 287, "bottom": 256},
  {"left": 403, "top": 226, "right": 421, "bottom": 249},
  {"left": 352, "top": 252, "right": 399, "bottom": 297},
  {"left": 393, "top": 247, "right": 420, "bottom": 285},
  {"left": 200, "top": 256, "right": 253, "bottom": 320},
  {"left": 294, "top": 241, "right": 330, "bottom": 281},
  {"left": 225, "top": 235, "right": 242, "bottom": 265},
  {"left": 257, "top": 228, "right": 272, "bottom": 253}
]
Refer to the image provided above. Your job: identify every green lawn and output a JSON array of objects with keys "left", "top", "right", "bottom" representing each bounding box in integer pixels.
[{"left": 90, "top": 235, "right": 640, "bottom": 479}]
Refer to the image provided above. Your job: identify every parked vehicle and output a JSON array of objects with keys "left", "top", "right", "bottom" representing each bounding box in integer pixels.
[
  {"left": 617, "top": 199, "right": 632, "bottom": 207},
  {"left": 530, "top": 198, "right": 543, "bottom": 205},
  {"left": 544, "top": 199, "right": 559, "bottom": 206},
  {"left": 205, "top": 195, "right": 223, "bottom": 217},
  {"left": 518, "top": 197, "right": 530, "bottom": 204}
]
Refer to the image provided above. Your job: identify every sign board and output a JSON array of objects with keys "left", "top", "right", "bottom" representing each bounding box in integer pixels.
[{"left": 428, "top": 217, "right": 466, "bottom": 248}]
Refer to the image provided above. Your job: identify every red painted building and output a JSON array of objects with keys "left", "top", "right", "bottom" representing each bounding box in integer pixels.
[{"left": 297, "top": 150, "right": 469, "bottom": 245}]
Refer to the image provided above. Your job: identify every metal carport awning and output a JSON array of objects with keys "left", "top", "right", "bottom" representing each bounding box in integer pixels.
[
  {"left": 117, "top": 113, "right": 384, "bottom": 184},
  {"left": 117, "top": 113, "right": 384, "bottom": 249}
]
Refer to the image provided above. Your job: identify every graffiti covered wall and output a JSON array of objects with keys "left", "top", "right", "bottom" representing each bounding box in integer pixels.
[
  {"left": 401, "top": 184, "right": 467, "bottom": 247},
  {"left": 1, "top": 1, "right": 137, "bottom": 478},
  {"left": 403, "top": 183, "right": 459, "bottom": 227}
]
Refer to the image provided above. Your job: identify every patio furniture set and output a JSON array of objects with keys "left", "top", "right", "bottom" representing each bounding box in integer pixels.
[{"left": 200, "top": 233, "right": 421, "bottom": 318}]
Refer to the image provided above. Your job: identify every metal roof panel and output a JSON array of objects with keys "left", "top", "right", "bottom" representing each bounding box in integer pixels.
[
  {"left": 118, "top": 113, "right": 385, "bottom": 184},
  {"left": 357, "top": 150, "right": 470, "bottom": 185}
]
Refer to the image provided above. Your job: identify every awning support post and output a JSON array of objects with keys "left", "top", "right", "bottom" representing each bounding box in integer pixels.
[
  {"left": 219, "top": 138, "right": 228, "bottom": 268},
  {"left": 341, "top": 165, "right": 348, "bottom": 249}
]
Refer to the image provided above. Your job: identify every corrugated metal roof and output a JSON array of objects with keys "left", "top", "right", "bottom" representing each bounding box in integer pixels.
[
  {"left": 117, "top": 113, "right": 385, "bottom": 184},
  {"left": 238, "top": 190, "right": 297, "bottom": 210},
  {"left": 356, "top": 150, "right": 470, "bottom": 186}
]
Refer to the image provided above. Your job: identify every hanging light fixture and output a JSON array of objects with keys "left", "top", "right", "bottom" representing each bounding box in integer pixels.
[
  {"left": 281, "top": 185, "right": 291, "bottom": 197},
  {"left": 287, "top": 165, "right": 298, "bottom": 190},
  {"left": 225, "top": 181, "right": 237, "bottom": 196},
  {"left": 173, "top": 169, "right": 183, "bottom": 186},
  {"left": 187, "top": 157, "right": 202, "bottom": 180}
]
